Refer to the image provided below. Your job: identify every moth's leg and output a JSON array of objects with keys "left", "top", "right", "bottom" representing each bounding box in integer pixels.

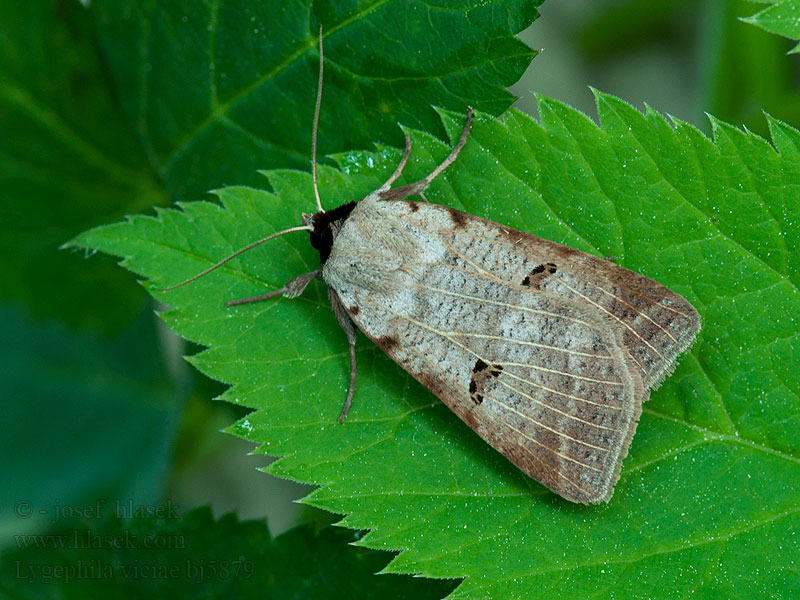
[
  {"left": 417, "top": 106, "right": 472, "bottom": 186},
  {"left": 328, "top": 287, "right": 358, "bottom": 423},
  {"left": 377, "top": 133, "right": 412, "bottom": 192},
  {"left": 375, "top": 108, "right": 473, "bottom": 202},
  {"left": 226, "top": 270, "right": 321, "bottom": 306}
]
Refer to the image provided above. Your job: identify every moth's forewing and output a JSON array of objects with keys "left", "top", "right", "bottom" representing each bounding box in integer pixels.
[
  {"left": 322, "top": 196, "right": 701, "bottom": 503},
  {"left": 520, "top": 243, "right": 702, "bottom": 390},
  {"left": 398, "top": 203, "right": 701, "bottom": 392}
]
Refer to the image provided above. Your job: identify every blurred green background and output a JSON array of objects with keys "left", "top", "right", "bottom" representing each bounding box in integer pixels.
[{"left": 1, "top": 0, "right": 797, "bottom": 566}]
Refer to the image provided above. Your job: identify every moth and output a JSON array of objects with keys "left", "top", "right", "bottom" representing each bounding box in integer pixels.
[{"left": 162, "top": 34, "right": 701, "bottom": 504}]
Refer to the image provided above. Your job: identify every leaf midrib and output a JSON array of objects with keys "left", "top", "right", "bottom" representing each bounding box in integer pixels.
[
  {"left": 160, "top": 0, "right": 394, "bottom": 174},
  {"left": 0, "top": 82, "right": 156, "bottom": 194}
]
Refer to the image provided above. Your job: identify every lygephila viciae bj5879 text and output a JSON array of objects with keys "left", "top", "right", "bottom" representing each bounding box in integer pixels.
[{"left": 159, "top": 32, "right": 701, "bottom": 504}]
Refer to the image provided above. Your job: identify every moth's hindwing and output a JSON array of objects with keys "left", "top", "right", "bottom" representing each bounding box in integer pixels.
[{"left": 323, "top": 196, "right": 699, "bottom": 503}]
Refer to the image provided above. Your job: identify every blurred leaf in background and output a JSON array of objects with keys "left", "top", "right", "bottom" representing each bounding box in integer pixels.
[
  {"left": 0, "top": 0, "right": 181, "bottom": 547},
  {"left": 0, "top": 0, "right": 164, "bottom": 331},
  {"left": 0, "top": 507, "right": 457, "bottom": 599},
  {"left": 0, "top": 307, "right": 180, "bottom": 539},
  {"left": 512, "top": 0, "right": 800, "bottom": 136},
  {"left": 91, "top": 0, "right": 538, "bottom": 203}
]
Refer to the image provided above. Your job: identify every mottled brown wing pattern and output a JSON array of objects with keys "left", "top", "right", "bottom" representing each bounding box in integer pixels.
[
  {"left": 352, "top": 271, "right": 643, "bottom": 503},
  {"left": 427, "top": 208, "right": 702, "bottom": 390},
  {"left": 324, "top": 196, "right": 692, "bottom": 503}
]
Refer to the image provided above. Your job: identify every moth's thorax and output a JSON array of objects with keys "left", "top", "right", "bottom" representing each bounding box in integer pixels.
[
  {"left": 308, "top": 201, "right": 356, "bottom": 264},
  {"left": 323, "top": 195, "right": 450, "bottom": 299}
]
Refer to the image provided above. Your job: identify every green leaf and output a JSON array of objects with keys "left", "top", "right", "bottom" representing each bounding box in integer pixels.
[
  {"left": 1, "top": 507, "right": 456, "bottom": 598},
  {"left": 71, "top": 94, "right": 800, "bottom": 598},
  {"left": 0, "top": 305, "right": 182, "bottom": 536},
  {"left": 742, "top": 0, "right": 800, "bottom": 52},
  {"left": 0, "top": 0, "right": 165, "bottom": 331},
  {"left": 92, "top": 0, "right": 540, "bottom": 204}
]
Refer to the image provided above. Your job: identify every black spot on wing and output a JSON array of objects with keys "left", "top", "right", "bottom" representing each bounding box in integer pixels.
[
  {"left": 469, "top": 360, "right": 503, "bottom": 405},
  {"left": 348, "top": 305, "right": 360, "bottom": 316},
  {"left": 521, "top": 263, "right": 557, "bottom": 288}
]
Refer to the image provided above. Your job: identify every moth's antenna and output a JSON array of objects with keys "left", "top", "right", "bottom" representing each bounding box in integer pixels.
[
  {"left": 312, "top": 25, "right": 324, "bottom": 213},
  {"left": 156, "top": 225, "right": 312, "bottom": 292}
]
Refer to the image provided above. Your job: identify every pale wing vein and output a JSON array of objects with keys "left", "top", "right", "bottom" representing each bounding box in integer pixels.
[
  {"left": 492, "top": 359, "right": 623, "bottom": 386},
  {"left": 490, "top": 407, "right": 602, "bottom": 475},
  {"left": 395, "top": 312, "right": 624, "bottom": 419},
  {"left": 439, "top": 238, "right": 512, "bottom": 286},
  {"left": 494, "top": 377, "right": 621, "bottom": 427},
  {"left": 455, "top": 332, "right": 614, "bottom": 360},
  {"left": 486, "top": 392, "right": 612, "bottom": 451},
  {"left": 558, "top": 280, "right": 664, "bottom": 360},
  {"left": 590, "top": 282, "right": 681, "bottom": 344},
  {"left": 424, "top": 284, "right": 600, "bottom": 331},
  {"left": 483, "top": 400, "right": 595, "bottom": 498},
  {"left": 441, "top": 229, "right": 686, "bottom": 351}
]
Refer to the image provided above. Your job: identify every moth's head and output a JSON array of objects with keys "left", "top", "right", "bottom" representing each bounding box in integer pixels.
[{"left": 305, "top": 201, "right": 357, "bottom": 264}]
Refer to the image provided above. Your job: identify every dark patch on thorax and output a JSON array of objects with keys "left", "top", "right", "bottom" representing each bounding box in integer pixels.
[{"left": 309, "top": 201, "right": 357, "bottom": 264}]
